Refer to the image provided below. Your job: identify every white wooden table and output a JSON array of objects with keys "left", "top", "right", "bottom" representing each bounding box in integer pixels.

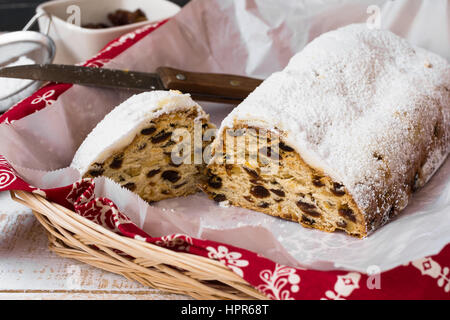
[{"left": 0, "top": 191, "right": 190, "bottom": 300}]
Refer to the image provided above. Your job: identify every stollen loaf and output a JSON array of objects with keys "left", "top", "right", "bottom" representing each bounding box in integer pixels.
[
  {"left": 72, "top": 90, "right": 214, "bottom": 203},
  {"left": 202, "top": 24, "right": 450, "bottom": 238}
]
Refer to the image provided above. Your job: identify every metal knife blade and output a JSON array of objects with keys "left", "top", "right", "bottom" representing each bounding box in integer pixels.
[
  {"left": 0, "top": 64, "right": 165, "bottom": 91},
  {"left": 0, "top": 64, "right": 264, "bottom": 104}
]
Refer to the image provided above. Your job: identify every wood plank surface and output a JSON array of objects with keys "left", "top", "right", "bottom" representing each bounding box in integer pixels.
[{"left": 0, "top": 192, "right": 190, "bottom": 300}]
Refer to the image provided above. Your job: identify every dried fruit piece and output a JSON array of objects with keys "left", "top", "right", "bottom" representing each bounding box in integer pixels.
[
  {"left": 338, "top": 206, "right": 356, "bottom": 222},
  {"left": 270, "top": 189, "right": 285, "bottom": 197},
  {"left": 162, "top": 140, "right": 176, "bottom": 148},
  {"left": 258, "top": 202, "right": 270, "bottom": 208},
  {"left": 243, "top": 167, "right": 260, "bottom": 179},
  {"left": 141, "top": 127, "right": 156, "bottom": 135},
  {"left": 161, "top": 170, "right": 181, "bottom": 183},
  {"left": 331, "top": 182, "right": 346, "bottom": 196},
  {"left": 147, "top": 169, "right": 161, "bottom": 178},
  {"left": 312, "top": 176, "right": 325, "bottom": 187},
  {"left": 296, "top": 200, "right": 321, "bottom": 217},
  {"left": 151, "top": 130, "right": 172, "bottom": 143},
  {"left": 88, "top": 168, "right": 104, "bottom": 177},
  {"left": 108, "top": 9, "right": 147, "bottom": 26},
  {"left": 250, "top": 185, "right": 270, "bottom": 198},
  {"left": 214, "top": 194, "right": 227, "bottom": 202},
  {"left": 301, "top": 215, "right": 315, "bottom": 225},
  {"left": 123, "top": 182, "right": 136, "bottom": 191},
  {"left": 336, "top": 220, "right": 347, "bottom": 228},
  {"left": 109, "top": 154, "right": 124, "bottom": 169},
  {"left": 279, "top": 142, "right": 294, "bottom": 152},
  {"left": 208, "top": 175, "right": 222, "bottom": 189}
]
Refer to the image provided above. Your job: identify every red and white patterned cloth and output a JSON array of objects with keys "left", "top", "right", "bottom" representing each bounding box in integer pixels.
[{"left": 0, "top": 21, "right": 449, "bottom": 300}]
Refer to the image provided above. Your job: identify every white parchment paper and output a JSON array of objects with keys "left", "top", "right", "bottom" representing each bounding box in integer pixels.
[{"left": 0, "top": 0, "right": 449, "bottom": 272}]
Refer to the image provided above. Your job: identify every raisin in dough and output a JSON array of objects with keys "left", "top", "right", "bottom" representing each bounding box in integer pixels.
[
  {"left": 202, "top": 24, "right": 450, "bottom": 238},
  {"left": 71, "top": 90, "right": 214, "bottom": 203}
]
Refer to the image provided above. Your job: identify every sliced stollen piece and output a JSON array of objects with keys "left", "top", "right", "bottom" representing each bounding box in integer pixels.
[
  {"left": 71, "top": 90, "right": 215, "bottom": 203},
  {"left": 202, "top": 24, "right": 450, "bottom": 238}
]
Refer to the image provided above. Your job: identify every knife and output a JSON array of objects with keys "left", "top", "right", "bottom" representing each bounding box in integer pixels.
[{"left": 0, "top": 64, "right": 263, "bottom": 104}]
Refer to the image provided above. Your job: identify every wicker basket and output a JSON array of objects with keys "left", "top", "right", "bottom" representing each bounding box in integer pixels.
[{"left": 10, "top": 190, "right": 267, "bottom": 300}]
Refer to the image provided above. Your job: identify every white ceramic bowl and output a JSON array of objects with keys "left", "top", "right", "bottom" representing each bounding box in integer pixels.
[{"left": 37, "top": 0, "right": 180, "bottom": 64}]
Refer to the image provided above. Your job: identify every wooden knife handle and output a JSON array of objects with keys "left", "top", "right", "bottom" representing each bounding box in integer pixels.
[{"left": 156, "top": 67, "right": 263, "bottom": 104}]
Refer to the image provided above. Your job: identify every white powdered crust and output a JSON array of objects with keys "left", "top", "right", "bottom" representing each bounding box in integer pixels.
[
  {"left": 218, "top": 24, "right": 450, "bottom": 233},
  {"left": 71, "top": 90, "right": 207, "bottom": 175}
]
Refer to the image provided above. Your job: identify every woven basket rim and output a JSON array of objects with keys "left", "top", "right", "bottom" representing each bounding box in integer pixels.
[{"left": 10, "top": 190, "right": 268, "bottom": 300}]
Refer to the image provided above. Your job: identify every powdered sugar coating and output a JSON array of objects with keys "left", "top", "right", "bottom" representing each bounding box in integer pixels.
[
  {"left": 219, "top": 24, "right": 450, "bottom": 233},
  {"left": 71, "top": 90, "right": 207, "bottom": 175}
]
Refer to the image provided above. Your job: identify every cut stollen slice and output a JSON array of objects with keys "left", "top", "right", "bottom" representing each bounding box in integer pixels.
[
  {"left": 201, "top": 24, "right": 450, "bottom": 238},
  {"left": 71, "top": 90, "right": 215, "bottom": 203}
]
